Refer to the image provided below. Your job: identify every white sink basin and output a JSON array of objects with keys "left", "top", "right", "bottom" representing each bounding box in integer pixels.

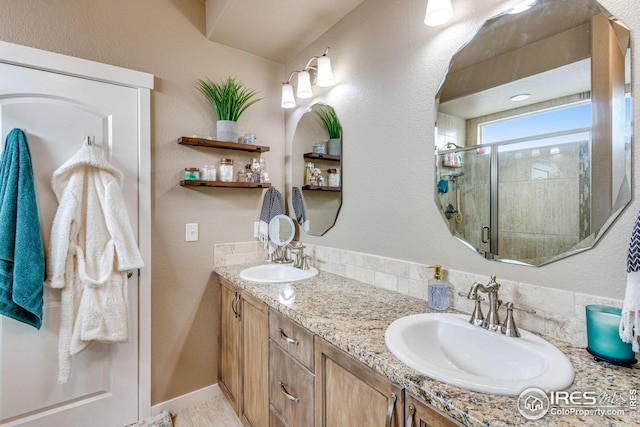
[
  {"left": 239, "top": 264, "right": 318, "bottom": 283},
  {"left": 385, "top": 313, "right": 574, "bottom": 395}
]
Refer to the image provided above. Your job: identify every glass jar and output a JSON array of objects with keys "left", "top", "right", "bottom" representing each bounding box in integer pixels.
[
  {"left": 241, "top": 133, "right": 256, "bottom": 144},
  {"left": 202, "top": 165, "right": 216, "bottom": 181},
  {"left": 219, "top": 158, "right": 234, "bottom": 182},
  {"left": 304, "top": 162, "right": 314, "bottom": 186},
  {"left": 313, "top": 143, "right": 326, "bottom": 154},
  {"left": 250, "top": 158, "right": 262, "bottom": 183},
  {"left": 184, "top": 167, "right": 200, "bottom": 180},
  {"left": 328, "top": 168, "right": 340, "bottom": 187}
]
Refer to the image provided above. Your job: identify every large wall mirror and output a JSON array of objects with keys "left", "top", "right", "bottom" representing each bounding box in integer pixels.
[
  {"left": 435, "top": 0, "right": 631, "bottom": 266},
  {"left": 291, "top": 103, "right": 342, "bottom": 236}
]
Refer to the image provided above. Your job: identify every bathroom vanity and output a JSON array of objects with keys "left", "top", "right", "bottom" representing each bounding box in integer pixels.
[{"left": 214, "top": 265, "right": 639, "bottom": 427}]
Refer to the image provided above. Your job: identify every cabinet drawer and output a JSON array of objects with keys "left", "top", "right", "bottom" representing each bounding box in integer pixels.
[
  {"left": 270, "top": 343, "right": 314, "bottom": 427},
  {"left": 269, "top": 308, "right": 314, "bottom": 371}
]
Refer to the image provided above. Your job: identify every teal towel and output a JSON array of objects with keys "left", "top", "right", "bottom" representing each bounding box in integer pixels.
[{"left": 0, "top": 129, "right": 45, "bottom": 329}]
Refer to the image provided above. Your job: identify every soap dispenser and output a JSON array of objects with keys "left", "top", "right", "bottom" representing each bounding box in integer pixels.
[{"left": 427, "top": 265, "right": 451, "bottom": 311}]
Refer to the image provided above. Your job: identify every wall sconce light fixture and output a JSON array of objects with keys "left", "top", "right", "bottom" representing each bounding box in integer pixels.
[
  {"left": 281, "top": 47, "right": 334, "bottom": 108},
  {"left": 424, "top": 0, "right": 453, "bottom": 27}
]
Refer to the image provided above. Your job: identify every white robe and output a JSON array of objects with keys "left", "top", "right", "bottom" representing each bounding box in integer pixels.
[{"left": 47, "top": 143, "right": 144, "bottom": 384}]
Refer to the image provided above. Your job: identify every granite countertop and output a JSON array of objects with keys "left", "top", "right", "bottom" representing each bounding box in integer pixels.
[{"left": 214, "top": 264, "right": 640, "bottom": 427}]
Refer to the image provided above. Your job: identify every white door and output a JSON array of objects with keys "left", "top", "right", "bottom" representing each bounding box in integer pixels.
[{"left": 0, "top": 58, "right": 143, "bottom": 427}]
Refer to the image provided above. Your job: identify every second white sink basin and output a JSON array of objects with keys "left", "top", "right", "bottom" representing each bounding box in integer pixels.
[
  {"left": 385, "top": 313, "right": 574, "bottom": 395},
  {"left": 239, "top": 264, "right": 318, "bottom": 283}
]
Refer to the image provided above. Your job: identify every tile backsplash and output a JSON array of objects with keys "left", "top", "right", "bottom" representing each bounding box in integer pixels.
[{"left": 214, "top": 241, "right": 624, "bottom": 347}]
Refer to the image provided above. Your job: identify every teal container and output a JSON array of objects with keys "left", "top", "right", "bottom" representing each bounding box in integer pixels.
[{"left": 585, "top": 305, "right": 636, "bottom": 365}]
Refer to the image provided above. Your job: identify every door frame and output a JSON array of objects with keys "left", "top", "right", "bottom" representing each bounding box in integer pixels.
[{"left": 0, "top": 40, "right": 154, "bottom": 419}]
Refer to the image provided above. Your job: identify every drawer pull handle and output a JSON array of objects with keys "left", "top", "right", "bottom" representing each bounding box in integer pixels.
[
  {"left": 279, "top": 328, "right": 299, "bottom": 345},
  {"left": 405, "top": 404, "right": 415, "bottom": 427},
  {"left": 278, "top": 380, "right": 300, "bottom": 403},
  {"left": 385, "top": 392, "right": 397, "bottom": 427}
]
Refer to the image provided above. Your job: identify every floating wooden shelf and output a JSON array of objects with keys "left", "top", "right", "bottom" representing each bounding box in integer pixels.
[
  {"left": 178, "top": 136, "right": 270, "bottom": 153},
  {"left": 180, "top": 180, "right": 271, "bottom": 189},
  {"left": 303, "top": 152, "right": 340, "bottom": 161},
  {"left": 302, "top": 185, "right": 340, "bottom": 192}
]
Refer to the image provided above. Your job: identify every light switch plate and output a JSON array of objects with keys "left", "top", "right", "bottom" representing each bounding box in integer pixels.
[
  {"left": 185, "top": 223, "right": 198, "bottom": 242},
  {"left": 253, "top": 221, "right": 260, "bottom": 238}
]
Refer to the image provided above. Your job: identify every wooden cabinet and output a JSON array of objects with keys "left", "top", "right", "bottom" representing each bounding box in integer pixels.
[
  {"left": 405, "top": 392, "right": 462, "bottom": 427},
  {"left": 219, "top": 277, "right": 241, "bottom": 412},
  {"left": 219, "top": 276, "right": 463, "bottom": 427},
  {"left": 314, "top": 337, "right": 403, "bottom": 427},
  {"left": 269, "top": 309, "right": 315, "bottom": 427},
  {"left": 218, "top": 277, "right": 269, "bottom": 427}
]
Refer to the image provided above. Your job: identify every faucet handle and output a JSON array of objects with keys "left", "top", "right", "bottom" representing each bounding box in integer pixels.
[
  {"left": 301, "top": 254, "right": 311, "bottom": 270},
  {"left": 501, "top": 301, "right": 536, "bottom": 337},
  {"left": 509, "top": 302, "right": 536, "bottom": 314}
]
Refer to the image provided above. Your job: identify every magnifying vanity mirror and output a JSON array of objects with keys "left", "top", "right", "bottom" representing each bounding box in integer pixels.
[
  {"left": 435, "top": 0, "right": 631, "bottom": 266},
  {"left": 269, "top": 214, "right": 295, "bottom": 247},
  {"left": 291, "top": 103, "right": 343, "bottom": 236}
]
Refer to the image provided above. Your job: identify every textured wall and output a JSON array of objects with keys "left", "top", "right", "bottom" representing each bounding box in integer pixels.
[
  {"left": 2, "top": 0, "right": 639, "bottom": 408},
  {"left": 0, "top": 0, "right": 284, "bottom": 404},
  {"left": 285, "top": 0, "right": 640, "bottom": 299}
]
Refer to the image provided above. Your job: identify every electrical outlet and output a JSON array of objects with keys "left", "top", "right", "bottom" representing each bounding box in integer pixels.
[
  {"left": 253, "top": 221, "right": 260, "bottom": 238},
  {"left": 185, "top": 223, "right": 198, "bottom": 242}
]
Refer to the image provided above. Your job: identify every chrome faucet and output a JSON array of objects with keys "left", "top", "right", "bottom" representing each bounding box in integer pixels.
[
  {"left": 461, "top": 275, "right": 536, "bottom": 337},
  {"left": 467, "top": 275, "right": 502, "bottom": 331},
  {"left": 286, "top": 242, "right": 310, "bottom": 269}
]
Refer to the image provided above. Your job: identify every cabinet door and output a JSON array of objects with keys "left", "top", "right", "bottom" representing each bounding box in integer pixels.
[
  {"left": 219, "top": 278, "right": 241, "bottom": 413},
  {"left": 314, "top": 337, "right": 403, "bottom": 427},
  {"left": 241, "top": 292, "right": 269, "bottom": 427},
  {"left": 405, "top": 392, "right": 462, "bottom": 427}
]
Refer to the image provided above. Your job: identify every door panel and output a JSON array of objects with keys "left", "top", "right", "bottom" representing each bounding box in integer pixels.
[{"left": 0, "top": 61, "right": 140, "bottom": 426}]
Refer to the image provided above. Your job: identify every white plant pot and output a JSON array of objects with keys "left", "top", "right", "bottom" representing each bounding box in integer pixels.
[
  {"left": 217, "top": 120, "right": 239, "bottom": 143},
  {"left": 328, "top": 137, "right": 341, "bottom": 156}
]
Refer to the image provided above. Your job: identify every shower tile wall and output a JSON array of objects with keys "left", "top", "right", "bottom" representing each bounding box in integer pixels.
[
  {"left": 436, "top": 112, "right": 465, "bottom": 150},
  {"left": 497, "top": 141, "right": 586, "bottom": 264}
]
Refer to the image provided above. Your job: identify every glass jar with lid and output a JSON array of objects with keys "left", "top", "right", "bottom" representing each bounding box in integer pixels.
[
  {"left": 328, "top": 168, "right": 340, "bottom": 187},
  {"left": 219, "top": 158, "right": 234, "bottom": 182},
  {"left": 184, "top": 167, "right": 200, "bottom": 181}
]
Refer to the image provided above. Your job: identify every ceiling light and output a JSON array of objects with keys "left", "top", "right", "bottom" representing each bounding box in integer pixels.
[
  {"left": 510, "top": 93, "right": 531, "bottom": 101},
  {"left": 281, "top": 47, "right": 334, "bottom": 108},
  {"left": 424, "top": 0, "right": 453, "bottom": 27}
]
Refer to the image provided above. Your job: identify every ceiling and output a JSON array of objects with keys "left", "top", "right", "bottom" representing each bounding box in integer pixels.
[{"left": 205, "top": 0, "right": 364, "bottom": 64}]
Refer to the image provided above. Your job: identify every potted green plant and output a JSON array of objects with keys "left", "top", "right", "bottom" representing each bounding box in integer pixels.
[
  {"left": 196, "top": 76, "right": 262, "bottom": 142},
  {"left": 315, "top": 105, "right": 342, "bottom": 155}
]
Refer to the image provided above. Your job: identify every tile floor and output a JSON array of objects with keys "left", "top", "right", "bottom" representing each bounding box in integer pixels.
[{"left": 172, "top": 394, "right": 242, "bottom": 427}]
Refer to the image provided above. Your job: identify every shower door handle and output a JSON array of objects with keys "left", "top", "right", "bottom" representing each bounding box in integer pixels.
[{"left": 482, "top": 226, "right": 490, "bottom": 243}]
